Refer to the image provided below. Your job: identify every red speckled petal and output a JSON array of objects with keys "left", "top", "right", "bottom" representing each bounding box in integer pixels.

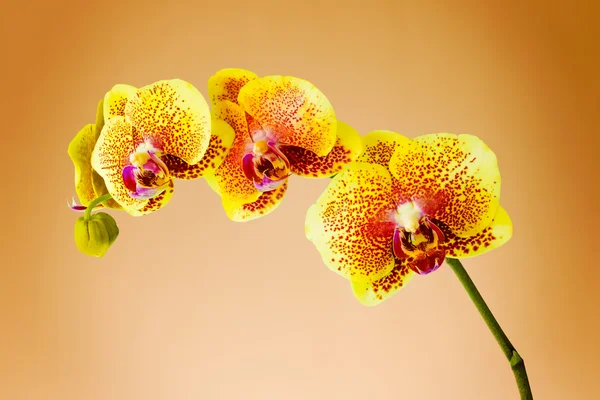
[
  {"left": 91, "top": 99, "right": 123, "bottom": 210},
  {"left": 208, "top": 100, "right": 261, "bottom": 206},
  {"left": 162, "top": 117, "right": 235, "bottom": 180},
  {"left": 238, "top": 75, "right": 337, "bottom": 156},
  {"left": 280, "top": 121, "right": 363, "bottom": 178},
  {"left": 208, "top": 68, "right": 258, "bottom": 107},
  {"left": 103, "top": 84, "right": 137, "bottom": 120},
  {"left": 443, "top": 206, "right": 513, "bottom": 257},
  {"left": 223, "top": 181, "right": 288, "bottom": 222},
  {"left": 356, "top": 130, "right": 411, "bottom": 171},
  {"left": 91, "top": 117, "right": 146, "bottom": 214},
  {"left": 350, "top": 259, "right": 415, "bottom": 306},
  {"left": 389, "top": 134, "right": 501, "bottom": 237},
  {"left": 130, "top": 179, "right": 175, "bottom": 216},
  {"left": 125, "top": 79, "right": 211, "bottom": 165},
  {"left": 305, "top": 162, "right": 397, "bottom": 282}
]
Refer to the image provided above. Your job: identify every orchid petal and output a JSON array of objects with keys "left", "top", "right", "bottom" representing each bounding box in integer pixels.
[
  {"left": 350, "top": 260, "right": 415, "bottom": 306},
  {"left": 162, "top": 117, "right": 235, "bottom": 180},
  {"left": 68, "top": 124, "right": 100, "bottom": 207},
  {"left": 444, "top": 206, "right": 513, "bottom": 258},
  {"left": 305, "top": 162, "right": 397, "bottom": 283},
  {"left": 124, "top": 79, "right": 211, "bottom": 165},
  {"left": 238, "top": 75, "right": 337, "bottom": 156},
  {"left": 356, "top": 130, "right": 411, "bottom": 171},
  {"left": 389, "top": 134, "right": 501, "bottom": 237},
  {"left": 208, "top": 68, "right": 258, "bottom": 107},
  {"left": 223, "top": 181, "right": 288, "bottom": 222},
  {"left": 208, "top": 101, "right": 261, "bottom": 206},
  {"left": 103, "top": 84, "right": 137, "bottom": 120},
  {"left": 91, "top": 116, "right": 146, "bottom": 215},
  {"left": 281, "top": 121, "right": 363, "bottom": 178}
]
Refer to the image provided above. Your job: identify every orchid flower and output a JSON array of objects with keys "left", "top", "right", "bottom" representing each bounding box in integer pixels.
[
  {"left": 205, "top": 68, "right": 363, "bottom": 221},
  {"left": 68, "top": 79, "right": 234, "bottom": 216},
  {"left": 306, "top": 130, "right": 513, "bottom": 306}
]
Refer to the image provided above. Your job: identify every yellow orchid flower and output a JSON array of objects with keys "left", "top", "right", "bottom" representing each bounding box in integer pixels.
[
  {"left": 306, "top": 130, "right": 513, "bottom": 306},
  {"left": 68, "top": 79, "right": 234, "bottom": 216},
  {"left": 205, "top": 68, "right": 363, "bottom": 221}
]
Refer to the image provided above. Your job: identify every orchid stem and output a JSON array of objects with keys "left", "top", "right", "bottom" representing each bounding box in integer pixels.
[
  {"left": 84, "top": 193, "right": 113, "bottom": 221},
  {"left": 445, "top": 257, "right": 533, "bottom": 400}
]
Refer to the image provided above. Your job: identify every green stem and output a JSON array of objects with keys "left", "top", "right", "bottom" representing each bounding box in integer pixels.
[
  {"left": 84, "top": 193, "right": 113, "bottom": 220},
  {"left": 445, "top": 257, "right": 533, "bottom": 400}
]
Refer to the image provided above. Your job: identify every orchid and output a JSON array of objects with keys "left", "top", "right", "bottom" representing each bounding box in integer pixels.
[
  {"left": 68, "top": 79, "right": 234, "bottom": 216},
  {"left": 306, "top": 130, "right": 513, "bottom": 306},
  {"left": 65, "top": 71, "right": 533, "bottom": 398},
  {"left": 205, "top": 68, "right": 362, "bottom": 221},
  {"left": 304, "top": 130, "right": 533, "bottom": 398}
]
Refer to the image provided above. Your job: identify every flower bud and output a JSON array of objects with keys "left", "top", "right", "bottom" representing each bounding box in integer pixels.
[{"left": 74, "top": 212, "right": 119, "bottom": 257}]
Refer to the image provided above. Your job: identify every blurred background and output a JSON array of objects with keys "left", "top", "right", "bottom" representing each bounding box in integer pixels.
[{"left": 1, "top": 0, "right": 598, "bottom": 399}]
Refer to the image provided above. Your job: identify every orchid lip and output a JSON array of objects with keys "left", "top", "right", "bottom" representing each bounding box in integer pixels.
[
  {"left": 392, "top": 215, "right": 447, "bottom": 275},
  {"left": 412, "top": 250, "right": 446, "bottom": 275},
  {"left": 129, "top": 184, "right": 169, "bottom": 199},
  {"left": 242, "top": 140, "right": 291, "bottom": 192},
  {"left": 122, "top": 147, "right": 171, "bottom": 199},
  {"left": 255, "top": 175, "right": 287, "bottom": 192}
]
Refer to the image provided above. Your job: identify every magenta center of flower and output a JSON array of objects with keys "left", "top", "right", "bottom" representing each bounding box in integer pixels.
[
  {"left": 242, "top": 139, "right": 291, "bottom": 192},
  {"left": 122, "top": 144, "right": 170, "bottom": 199},
  {"left": 392, "top": 202, "right": 446, "bottom": 275}
]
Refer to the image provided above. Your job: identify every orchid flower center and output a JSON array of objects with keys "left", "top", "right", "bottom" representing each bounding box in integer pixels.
[
  {"left": 122, "top": 143, "right": 170, "bottom": 199},
  {"left": 392, "top": 201, "right": 446, "bottom": 275},
  {"left": 242, "top": 139, "right": 291, "bottom": 192}
]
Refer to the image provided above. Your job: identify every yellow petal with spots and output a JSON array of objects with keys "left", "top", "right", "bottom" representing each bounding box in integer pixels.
[
  {"left": 305, "top": 162, "right": 396, "bottom": 282},
  {"left": 68, "top": 124, "right": 99, "bottom": 207},
  {"left": 281, "top": 121, "right": 363, "bottom": 178},
  {"left": 350, "top": 260, "right": 415, "bottom": 306},
  {"left": 444, "top": 206, "right": 513, "bottom": 258},
  {"left": 357, "top": 130, "right": 411, "bottom": 170},
  {"left": 208, "top": 68, "right": 258, "bottom": 107},
  {"left": 91, "top": 99, "right": 121, "bottom": 209},
  {"left": 238, "top": 75, "right": 337, "bottom": 156},
  {"left": 223, "top": 181, "right": 288, "bottom": 222},
  {"left": 125, "top": 79, "right": 211, "bottom": 165},
  {"left": 211, "top": 101, "right": 261, "bottom": 206},
  {"left": 162, "top": 117, "right": 235, "bottom": 180},
  {"left": 103, "top": 84, "right": 136, "bottom": 120},
  {"left": 389, "top": 134, "right": 501, "bottom": 237},
  {"left": 91, "top": 116, "right": 146, "bottom": 215}
]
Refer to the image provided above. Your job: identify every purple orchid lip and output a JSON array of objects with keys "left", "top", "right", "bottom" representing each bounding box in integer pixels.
[
  {"left": 129, "top": 184, "right": 169, "bottom": 200},
  {"left": 122, "top": 148, "right": 171, "bottom": 200},
  {"left": 242, "top": 153, "right": 260, "bottom": 182},
  {"left": 242, "top": 140, "right": 291, "bottom": 192},
  {"left": 412, "top": 251, "right": 445, "bottom": 275},
  {"left": 122, "top": 166, "right": 138, "bottom": 193},
  {"left": 254, "top": 174, "right": 287, "bottom": 192}
]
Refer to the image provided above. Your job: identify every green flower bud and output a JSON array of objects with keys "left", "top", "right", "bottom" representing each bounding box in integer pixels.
[{"left": 74, "top": 212, "right": 119, "bottom": 257}]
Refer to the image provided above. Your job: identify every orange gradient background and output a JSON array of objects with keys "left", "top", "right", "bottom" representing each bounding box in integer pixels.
[{"left": 2, "top": 1, "right": 598, "bottom": 399}]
